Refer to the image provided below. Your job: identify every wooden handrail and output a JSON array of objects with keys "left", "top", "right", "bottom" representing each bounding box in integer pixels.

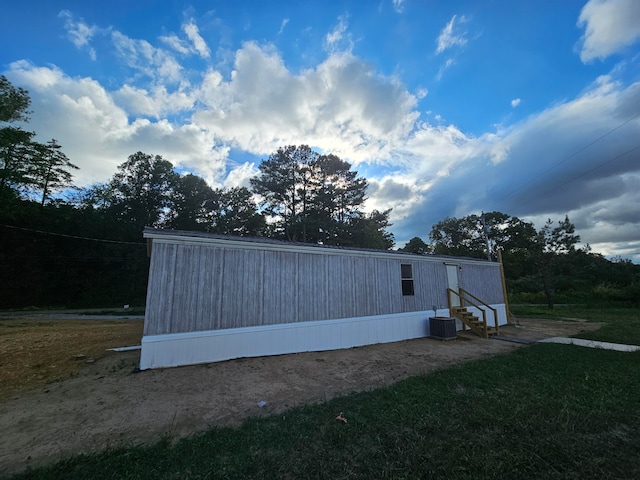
[
  {"left": 447, "top": 288, "right": 487, "bottom": 337},
  {"left": 459, "top": 287, "right": 500, "bottom": 335},
  {"left": 447, "top": 288, "right": 500, "bottom": 336}
]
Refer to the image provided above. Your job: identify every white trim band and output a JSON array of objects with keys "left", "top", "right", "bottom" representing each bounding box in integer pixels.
[{"left": 140, "top": 304, "right": 507, "bottom": 369}]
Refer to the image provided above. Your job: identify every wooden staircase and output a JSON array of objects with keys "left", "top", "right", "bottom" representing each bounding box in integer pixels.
[
  {"left": 450, "top": 306, "right": 498, "bottom": 339},
  {"left": 447, "top": 288, "right": 500, "bottom": 339}
]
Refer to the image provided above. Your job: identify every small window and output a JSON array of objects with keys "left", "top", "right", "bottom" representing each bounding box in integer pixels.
[{"left": 401, "top": 264, "right": 414, "bottom": 296}]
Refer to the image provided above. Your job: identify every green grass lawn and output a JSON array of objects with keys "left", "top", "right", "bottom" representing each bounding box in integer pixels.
[{"left": 6, "top": 307, "right": 640, "bottom": 480}]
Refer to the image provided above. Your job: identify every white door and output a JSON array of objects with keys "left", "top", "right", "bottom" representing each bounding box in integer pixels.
[{"left": 446, "top": 264, "right": 460, "bottom": 307}]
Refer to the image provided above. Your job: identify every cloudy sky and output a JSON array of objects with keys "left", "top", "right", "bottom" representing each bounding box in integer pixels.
[{"left": 1, "top": 0, "right": 639, "bottom": 261}]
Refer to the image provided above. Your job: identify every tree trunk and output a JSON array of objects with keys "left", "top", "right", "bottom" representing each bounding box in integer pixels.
[{"left": 541, "top": 273, "right": 554, "bottom": 309}]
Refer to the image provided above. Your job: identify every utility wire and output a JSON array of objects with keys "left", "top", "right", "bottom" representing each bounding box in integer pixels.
[
  {"left": 499, "top": 110, "right": 640, "bottom": 203},
  {"left": 8, "top": 255, "right": 148, "bottom": 260},
  {"left": 510, "top": 143, "right": 640, "bottom": 210},
  {"left": 0, "top": 224, "right": 146, "bottom": 245}
]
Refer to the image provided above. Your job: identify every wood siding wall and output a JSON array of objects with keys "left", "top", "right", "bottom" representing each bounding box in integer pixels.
[
  {"left": 458, "top": 263, "right": 505, "bottom": 304},
  {"left": 144, "top": 241, "right": 503, "bottom": 335}
]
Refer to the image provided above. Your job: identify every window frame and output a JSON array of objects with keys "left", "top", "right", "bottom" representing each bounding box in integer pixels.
[{"left": 401, "top": 263, "right": 415, "bottom": 296}]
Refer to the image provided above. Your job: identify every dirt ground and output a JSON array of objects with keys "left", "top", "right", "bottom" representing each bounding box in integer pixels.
[{"left": 0, "top": 315, "right": 601, "bottom": 476}]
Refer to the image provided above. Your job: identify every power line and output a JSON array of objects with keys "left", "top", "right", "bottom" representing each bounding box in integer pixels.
[
  {"left": 0, "top": 224, "right": 146, "bottom": 245},
  {"left": 499, "top": 110, "right": 640, "bottom": 203},
  {"left": 6, "top": 255, "right": 148, "bottom": 260},
  {"left": 510, "top": 143, "right": 640, "bottom": 211}
]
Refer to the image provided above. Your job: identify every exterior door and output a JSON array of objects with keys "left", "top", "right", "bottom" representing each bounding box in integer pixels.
[{"left": 446, "top": 264, "right": 460, "bottom": 307}]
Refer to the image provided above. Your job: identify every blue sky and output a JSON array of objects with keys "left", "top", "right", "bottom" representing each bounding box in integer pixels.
[{"left": 2, "top": 0, "right": 640, "bottom": 261}]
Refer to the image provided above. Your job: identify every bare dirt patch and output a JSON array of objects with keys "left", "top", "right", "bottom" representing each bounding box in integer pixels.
[
  {"left": 0, "top": 316, "right": 143, "bottom": 401},
  {"left": 0, "top": 316, "right": 601, "bottom": 476}
]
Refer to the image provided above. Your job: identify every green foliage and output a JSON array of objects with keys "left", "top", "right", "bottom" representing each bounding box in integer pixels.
[
  {"left": 28, "top": 139, "right": 79, "bottom": 207},
  {"left": 251, "top": 145, "right": 392, "bottom": 248},
  {"left": 200, "top": 186, "right": 266, "bottom": 236},
  {"left": 104, "top": 152, "right": 180, "bottom": 234},
  {"left": 400, "top": 236, "right": 430, "bottom": 254},
  {"left": 0, "top": 78, "right": 77, "bottom": 208},
  {"left": 344, "top": 209, "right": 395, "bottom": 249},
  {"left": 0, "top": 75, "right": 31, "bottom": 123},
  {"left": 429, "top": 211, "right": 536, "bottom": 259}
]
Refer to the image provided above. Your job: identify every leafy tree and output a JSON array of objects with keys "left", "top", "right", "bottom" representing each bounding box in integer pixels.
[
  {"left": 531, "top": 215, "right": 580, "bottom": 309},
  {"left": 250, "top": 145, "right": 317, "bottom": 241},
  {"left": 400, "top": 236, "right": 430, "bottom": 254},
  {"left": 0, "top": 78, "right": 77, "bottom": 209},
  {"left": 346, "top": 209, "right": 395, "bottom": 250},
  {"left": 203, "top": 186, "right": 266, "bottom": 236},
  {"left": 0, "top": 128, "right": 34, "bottom": 202},
  {"left": 28, "top": 139, "right": 79, "bottom": 208},
  {"left": 0, "top": 75, "right": 30, "bottom": 123},
  {"left": 104, "top": 152, "right": 180, "bottom": 234},
  {"left": 168, "top": 173, "right": 215, "bottom": 232},
  {"left": 429, "top": 212, "right": 537, "bottom": 260},
  {"left": 251, "top": 145, "right": 389, "bottom": 247},
  {"left": 311, "top": 153, "right": 367, "bottom": 239},
  {"left": 0, "top": 76, "right": 35, "bottom": 204}
]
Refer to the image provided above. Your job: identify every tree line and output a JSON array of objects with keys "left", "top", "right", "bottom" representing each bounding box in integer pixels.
[{"left": 400, "top": 212, "right": 640, "bottom": 308}]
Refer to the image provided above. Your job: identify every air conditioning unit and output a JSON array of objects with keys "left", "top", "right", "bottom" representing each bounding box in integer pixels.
[{"left": 429, "top": 316, "right": 457, "bottom": 340}]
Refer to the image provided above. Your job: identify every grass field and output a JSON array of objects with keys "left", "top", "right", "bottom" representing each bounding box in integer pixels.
[{"left": 5, "top": 306, "right": 640, "bottom": 480}]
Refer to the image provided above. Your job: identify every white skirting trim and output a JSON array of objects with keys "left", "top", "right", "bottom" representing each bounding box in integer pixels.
[{"left": 139, "top": 304, "right": 506, "bottom": 370}]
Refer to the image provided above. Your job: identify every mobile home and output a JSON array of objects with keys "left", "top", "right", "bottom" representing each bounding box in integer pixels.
[{"left": 140, "top": 228, "right": 508, "bottom": 369}]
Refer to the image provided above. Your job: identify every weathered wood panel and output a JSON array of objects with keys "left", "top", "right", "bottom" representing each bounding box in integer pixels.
[
  {"left": 371, "top": 258, "right": 402, "bottom": 314},
  {"left": 219, "top": 249, "right": 267, "bottom": 328},
  {"left": 262, "top": 250, "right": 298, "bottom": 325},
  {"left": 144, "top": 243, "right": 177, "bottom": 335},
  {"left": 413, "top": 261, "right": 449, "bottom": 311},
  {"left": 172, "top": 245, "right": 202, "bottom": 332},
  {"left": 296, "top": 253, "right": 329, "bottom": 322},
  {"left": 198, "top": 246, "right": 223, "bottom": 331},
  {"left": 144, "top": 238, "right": 506, "bottom": 336},
  {"left": 459, "top": 263, "right": 504, "bottom": 304}
]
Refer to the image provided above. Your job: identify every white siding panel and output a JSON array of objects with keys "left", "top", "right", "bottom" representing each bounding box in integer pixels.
[{"left": 140, "top": 308, "right": 463, "bottom": 369}]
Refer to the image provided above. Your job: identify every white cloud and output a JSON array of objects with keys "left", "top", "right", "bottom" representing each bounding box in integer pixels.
[
  {"left": 324, "top": 15, "right": 353, "bottom": 53},
  {"left": 183, "top": 20, "right": 211, "bottom": 59},
  {"left": 159, "top": 34, "right": 192, "bottom": 55},
  {"left": 58, "top": 10, "right": 97, "bottom": 60},
  {"left": 224, "top": 162, "right": 259, "bottom": 188},
  {"left": 511, "top": 98, "right": 521, "bottom": 107},
  {"left": 366, "top": 176, "right": 426, "bottom": 220},
  {"left": 435, "top": 15, "right": 468, "bottom": 54},
  {"left": 4, "top": 61, "right": 227, "bottom": 186},
  {"left": 278, "top": 18, "right": 290, "bottom": 35},
  {"left": 113, "top": 84, "right": 195, "bottom": 118},
  {"left": 193, "top": 43, "right": 419, "bottom": 162},
  {"left": 436, "top": 57, "right": 455, "bottom": 81},
  {"left": 392, "top": 0, "right": 405, "bottom": 14},
  {"left": 578, "top": 0, "right": 640, "bottom": 62},
  {"left": 112, "top": 31, "right": 183, "bottom": 82}
]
